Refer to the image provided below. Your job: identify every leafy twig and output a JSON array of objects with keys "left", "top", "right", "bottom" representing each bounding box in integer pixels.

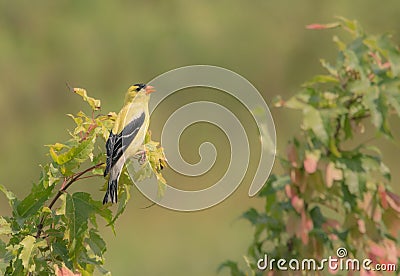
[{"left": 35, "top": 162, "right": 104, "bottom": 239}]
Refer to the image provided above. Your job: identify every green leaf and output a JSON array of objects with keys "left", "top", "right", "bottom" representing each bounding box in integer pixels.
[
  {"left": 336, "top": 16, "right": 363, "bottom": 36},
  {"left": 66, "top": 192, "right": 92, "bottom": 261},
  {"left": 39, "top": 163, "right": 60, "bottom": 188},
  {"left": 0, "top": 217, "right": 12, "bottom": 235},
  {"left": 0, "top": 255, "right": 7, "bottom": 275},
  {"left": 157, "top": 176, "right": 167, "bottom": 198},
  {"left": 386, "top": 85, "right": 400, "bottom": 118},
  {"left": 0, "top": 185, "right": 17, "bottom": 208},
  {"left": 0, "top": 240, "right": 8, "bottom": 274},
  {"left": 80, "top": 264, "right": 95, "bottom": 276},
  {"left": 52, "top": 240, "right": 74, "bottom": 270},
  {"left": 87, "top": 229, "right": 106, "bottom": 257},
  {"left": 96, "top": 266, "right": 111, "bottom": 276},
  {"left": 133, "top": 162, "right": 153, "bottom": 182},
  {"left": 66, "top": 192, "right": 112, "bottom": 262},
  {"left": 302, "top": 74, "right": 339, "bottom": 87},
  {"left": 344, "top": 170, "right": 359, "bottom": 195},
  {"left": 91, "top": 167, "right": 104, "bottom": 176},
  {"left": 0, "top": 239, "right": 6, "bottom": 257},
  {"left": 73, "top": 88, "right": 101, "bottom": 111},
  {"left": 380, "top": 162, "right": 391, "bottom": 181},
  {"left": 19, "top": 236, "right": 35, "bottom": 271},
  {"left": 15, "top": 184, "right": 53, "bottom": 221},
  {"left": 329, "top": 138, "right": 342, "bottom": 158},
  {"left": 360, "top": 155, "right": 380, "bottom": 172},
  {"left": 364, "top": 86, "right": 391, "bottom": 137},
  {"left": 242, "top": 208, "right": 260, "bottom": 225},
  {"left": 259, "top": 175, "right": 289, "bottom": 197},
  {"left": 303, "top": 107, "right": 328, "bottom": 144},
  {"left": 67, "top": 113, "right": 86, "bottom": 135},
  {"left": 343, "top": 116, "right": 353, "bottom": 139},
  {"left": 283, "top": 96, "right": 309, "bottom": 110},
  {"left": 47, "top": 142, "right": 68, "bottom": 151},
  {"left": 376, "top": 33, "right": 400, "bottom": 76},
  {"left": 217, "top": 260, "right": 246, "bottom": 276},
  {"left": 32, "top": 258, "right": 51, "bottom": 275},
  {"left": 309, "top": 206, "right": 326, "bottom": 229},
  {"left": 47, "top": 163, "right": 60, "bottom": 187},
  {"left": 344, "top": 53, "right": 369, "bottom": 92},
  {"left": 110, "top": 181, "right": 131, "bottom": 227},
  {"left": 341, "top": 182, "right": 357, "bottom": 210},
  {"left": 333, "top": 35, "right": 346, "bottom": 51},
  {"left": 320, "top": 59, "right": 338, "bottom": 76},
  {"left": 51, "top": 136, "right": 95, "bottom": 166},
  {"left": 10, "top": 258, "right": 24, "bottom": 275},
  {"left": 89, "top": 197, "right": 113, "bottom": 229}
]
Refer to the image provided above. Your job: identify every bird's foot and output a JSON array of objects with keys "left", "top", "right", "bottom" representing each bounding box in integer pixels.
[{"left": 135, "top": 150, "right": 147, "bottom": 165}]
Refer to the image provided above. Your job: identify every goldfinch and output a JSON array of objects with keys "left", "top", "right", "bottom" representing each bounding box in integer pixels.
[{"left": 103, "top": 83, "right": 156, "bottom": 204}]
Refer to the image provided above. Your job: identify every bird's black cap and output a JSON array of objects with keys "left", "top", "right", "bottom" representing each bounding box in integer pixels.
[{"left": 133, "top": 83, "right": 146, "bottom": 91}]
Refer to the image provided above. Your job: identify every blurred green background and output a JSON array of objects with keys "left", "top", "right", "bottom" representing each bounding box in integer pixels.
[{"left": 1, "top": 1, "right": 400, "bottom": 275}]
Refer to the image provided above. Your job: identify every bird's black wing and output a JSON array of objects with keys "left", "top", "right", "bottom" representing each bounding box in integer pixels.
[{"left": 103, "top": 112, "right": 146, "bottom": 177}]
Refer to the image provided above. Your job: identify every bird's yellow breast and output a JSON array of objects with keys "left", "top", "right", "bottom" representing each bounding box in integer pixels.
[{"left": 112, "top": 93, "right": 149, "bottom": 135}]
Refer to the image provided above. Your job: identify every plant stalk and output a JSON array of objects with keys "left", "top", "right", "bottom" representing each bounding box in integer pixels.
[{"left": 34, "top": 162, "right": 104, "bottom": 239}]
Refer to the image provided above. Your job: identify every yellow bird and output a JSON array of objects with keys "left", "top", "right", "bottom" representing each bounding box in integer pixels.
[{"left": 103, "top": 83, "right": 155, "bottom": 204}]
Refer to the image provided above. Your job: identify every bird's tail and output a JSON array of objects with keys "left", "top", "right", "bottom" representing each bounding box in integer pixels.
[{"left": 103, "top": 172, "right": 120, "bottom": 204}]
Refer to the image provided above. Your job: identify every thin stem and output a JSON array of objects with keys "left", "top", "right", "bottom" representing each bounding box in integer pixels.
[
  {"left": 329, "top": 95, "right": 366, "bottom": 156},
  {"left": 333, "top": 116, "right": 342, "bottom": 141},
  {"left": 74, "top": 174, "right": 100, "bottom": 181},
  {"left": 34, "top": 162, "right": 104, "bottom": 239},
  {"left": 79, "top": 123, "right": 97, "bottom": 142}
]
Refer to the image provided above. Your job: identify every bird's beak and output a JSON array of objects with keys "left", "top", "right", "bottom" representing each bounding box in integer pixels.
[{"left": 145, "top": 85, "right": 156, "bottom": 94}]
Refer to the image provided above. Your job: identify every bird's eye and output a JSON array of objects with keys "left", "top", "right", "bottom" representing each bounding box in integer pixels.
[{"left": 133, "top": 83, "right": 146, "bottom": 92}]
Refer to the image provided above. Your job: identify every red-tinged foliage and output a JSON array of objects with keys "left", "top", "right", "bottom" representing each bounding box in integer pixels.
[
  {"left": 220, "top": 17, "right": 400, "bottom": 276},
  {"left": 306, "top": 22, "right": 340, "bottom": 30},
  {"left": 325, "top": 162, "right": 343, "bottom": 188},
  {"left": 55, "top": 265, "right": 81, "bottom": 276},
  {"left": 303, "top": 152, "right": 318, "bottom": 174}
]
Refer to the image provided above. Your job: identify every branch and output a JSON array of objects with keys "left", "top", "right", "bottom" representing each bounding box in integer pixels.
[
  {"left": 35, "top": 162, "right": 104, "bottom": 239},
  {"left": 330, "top": 95, "right": 364, "bottom": 155},
  {"left": 333, "top": 116, "right": 342, "bottom": 141}
]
